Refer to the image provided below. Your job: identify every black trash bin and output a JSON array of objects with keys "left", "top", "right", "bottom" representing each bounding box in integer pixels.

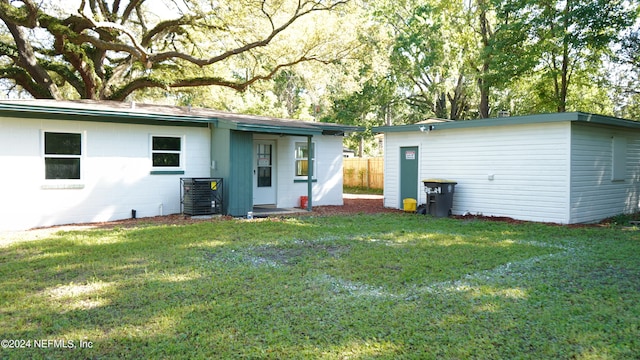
[{"left": 422, "top": 179, "right": 457, "bottom": 217}]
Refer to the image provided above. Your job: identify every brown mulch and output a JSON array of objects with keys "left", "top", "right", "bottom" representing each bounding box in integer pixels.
[
  {"left": 105, "top": 197, "right": 400, "bottom": 227},
  {"left": 4, "top": 196, "right": 605, "bottom": 241},
  {"left": 5, "top": 196, "right": 399, "bottom": 238},
  {"left": 310, "top": 197, "right": 401, "bottom": 216}
]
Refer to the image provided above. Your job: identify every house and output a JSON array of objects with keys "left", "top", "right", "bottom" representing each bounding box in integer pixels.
[
  {"left": 0, "top": 100, "right": 360, "bottom": 231},
  {"left": 375, "top": 112, "right": 640, "bottom": 224}
]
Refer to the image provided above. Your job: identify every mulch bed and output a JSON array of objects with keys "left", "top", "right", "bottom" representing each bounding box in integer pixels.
[
  {"left": 310, "top": 197, "right": 402, "bottom": 216},
  {"left": 21, "top": 196, "right": 607, "bottom": 234},
  {"left": 21, "top": 197, "right": 401, "bottom": 233}
]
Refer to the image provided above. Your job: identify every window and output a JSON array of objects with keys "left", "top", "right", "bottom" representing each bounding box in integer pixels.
[
  {"left": 612, "top": 136, "right": 627, "bottom": 181},
  {"left": 257, "top": 143, "right": 272, "bottom": 187},
  {"left": 295, "top": 142, "right": 315, "bottom": 178},
  {"left": 152, "top": 136, "right": 182, "bottom": 168},
  {"left": 44, "top": 132, "right": 81, "bottom": 179}
]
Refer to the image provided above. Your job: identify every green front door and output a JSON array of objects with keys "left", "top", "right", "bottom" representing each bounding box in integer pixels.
[{"left": 400, "top": 146, "right": 419, "bottom": 207}]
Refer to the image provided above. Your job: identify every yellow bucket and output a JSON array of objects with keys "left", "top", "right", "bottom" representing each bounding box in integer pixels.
[{"left": 403, "top": 198, "right": 417, "bottom": 212}]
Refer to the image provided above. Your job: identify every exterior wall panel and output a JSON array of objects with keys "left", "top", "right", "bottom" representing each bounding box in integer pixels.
[
  {"left": 569, "top": 123, "right": 640, "bottom": 223},
  {"left": 383, "top": 134, "right": 422, "bottom": 209},
  {"left": 270, "top": 135, "right": 345, "bottom": 209},
  {"left": 0, "top": 117, "right": 210, "bottom": 230},
  {"left": 384, "top": 122, "right": 572, "bottom": 223}
]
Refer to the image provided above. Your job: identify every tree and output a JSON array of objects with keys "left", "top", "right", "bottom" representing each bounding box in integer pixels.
[
  {"left": 516, "top": 0, "right": 636, "bottom": 112},
  {"left": 612, "top": 29, "right": 640, "bottom": 120},
  {"left": 0, "top": 0, "right": 351, "bottom": 100},
  {"left": 371, "top": 0, "right": 476, "bottom": 120}
]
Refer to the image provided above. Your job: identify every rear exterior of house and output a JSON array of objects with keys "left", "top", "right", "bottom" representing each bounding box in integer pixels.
[
  {"left": 0, "top": 113, "right": 211, "bottom": 230},
  {"left": 377, "top": 113, "right": 640, "bottom": 224},
  {"left": 0, "top": 100, "right": 356, "bottom": 230}
]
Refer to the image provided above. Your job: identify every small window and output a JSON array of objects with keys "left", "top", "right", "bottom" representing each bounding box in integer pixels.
[
  {"left": 612, "top": 136, "right": 627, "bottom": 181},
  {"left": 295, "top": 142, "right": 315, "bottom": 178},
  {"left": 152, "top": 136, "right": 182, "bottom": 168},
  {"left": 44, "top": 132, "right": 81, "bottom": 179}
]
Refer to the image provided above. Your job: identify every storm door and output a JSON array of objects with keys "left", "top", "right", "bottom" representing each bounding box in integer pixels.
[{"left": 253, "top": 141, "right": 276, "bottom": 205}]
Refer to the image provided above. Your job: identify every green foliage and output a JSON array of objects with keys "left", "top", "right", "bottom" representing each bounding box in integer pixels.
[
  {"left": 1, "top": 215, "right": 640, "bottom": 358},
  {"left": 0, "top": 0, "right": 355, "bottom": 101},
  {"left": 499, "top": 0, "right": 637, "bottom": 112},
  {"left": 1, "top": 0, "right": 638, "bottom": 125}
]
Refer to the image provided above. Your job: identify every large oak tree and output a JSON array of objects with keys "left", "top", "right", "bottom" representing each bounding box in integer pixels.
[{"left": 0, "top": 0, "right": 350, "bottom": 100}]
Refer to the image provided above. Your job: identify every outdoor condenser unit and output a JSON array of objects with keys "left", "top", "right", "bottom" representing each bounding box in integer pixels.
[{"left": 181, "top": 178, "right": 223, "bottom": 215}]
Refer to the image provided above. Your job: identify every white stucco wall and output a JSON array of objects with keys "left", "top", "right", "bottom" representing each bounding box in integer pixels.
[
  {"left": 384, "top": 121, "right": 573, "bottom": 223},
  {"left": 0, "top": 117, "right": 210, "bottom": 230}
]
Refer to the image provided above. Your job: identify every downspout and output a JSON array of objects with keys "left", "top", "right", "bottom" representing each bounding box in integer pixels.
[{"left": 307, "top": 135, "right": 313, "bottom": 211}]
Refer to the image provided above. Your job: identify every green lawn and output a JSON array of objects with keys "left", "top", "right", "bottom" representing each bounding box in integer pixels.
[
  {"left": 1, "top": 214, "right": 639, "bottom": 359},
  {"left": 343, "top": 185, "right": 384, "bottom": 195}
]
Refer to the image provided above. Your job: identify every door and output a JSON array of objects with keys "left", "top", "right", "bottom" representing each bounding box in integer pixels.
[
  {"left": 253, "top": 141, "right": 276, "bottom": 205},
  {"left": 400, "top": 146, "right": 419, "bottom": 207}
]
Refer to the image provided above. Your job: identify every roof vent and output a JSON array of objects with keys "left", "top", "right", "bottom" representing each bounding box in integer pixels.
[{"left": 497, "top": 110, "right": 510, "bottom": 118}]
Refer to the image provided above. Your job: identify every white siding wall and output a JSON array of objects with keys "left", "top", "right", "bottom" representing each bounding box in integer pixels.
[
  {"left": 0, "top": 117, "right": 210, "bottom": 230},
  {"left": 256, "top": 135, "right": 344, "bottom": 208},
  {"left": 570, "top": 123, "right": 640, "bottom": 223},
  {"left": 383, "top": 134, "right": 422, "bottom": 209},
  {"left": 384, "top": 122, "right": 573, "bottom": 223}
]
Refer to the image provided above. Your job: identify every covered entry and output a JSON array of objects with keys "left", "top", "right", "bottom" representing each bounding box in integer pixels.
[{"left": 209, "top": 114, "right": 361, "bottom": 217}]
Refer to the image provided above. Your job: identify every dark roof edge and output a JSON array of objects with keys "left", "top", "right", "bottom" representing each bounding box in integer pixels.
[
  {"left": 0, "top": 101, "right": 212, "bottom": 127},
  {"left": 215, "top": 118, "right": 321, "bottom": 136},
  {"left": 0, "top": 100, "right": 363, "bottom": 135},
  {"left": 374, "top": 112, "right": 640, "bottom": 133}
]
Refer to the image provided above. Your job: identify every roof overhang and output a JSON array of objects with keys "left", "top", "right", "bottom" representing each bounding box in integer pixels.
[
  {"left": 374, "top": 112, "right": 640, "bottom": 133},
  {"left": 0, "top": 100, "right": 363, "bottom": 136},
  {"left": 214, "top": 117, "right": 322, "bottom": 136},
  {"left": 0, "top": 101, "right": 211, "bottom": 127}
]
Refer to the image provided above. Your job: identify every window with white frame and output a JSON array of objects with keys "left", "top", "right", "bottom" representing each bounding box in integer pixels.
[
  {"left": 295, "top": 142, "right": 315, "bottom": 178},
  {"left": 152, "top": 136, "right": 182, "bottom": 168},
  {"left": 44, "top": 132, "right": 82, "bottom": 179}
]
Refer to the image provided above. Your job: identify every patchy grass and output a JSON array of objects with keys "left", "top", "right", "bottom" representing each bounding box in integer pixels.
[
  {"left": 343, "top": 186, "right": 384, "bottom": 195},
  {"left": 1, "top": 214, "right": 639, "bottom": 359}
]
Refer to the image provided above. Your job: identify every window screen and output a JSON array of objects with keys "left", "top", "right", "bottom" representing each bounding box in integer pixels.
[{"left": 44, "top": 132, "right": 81, "bottom": 179}]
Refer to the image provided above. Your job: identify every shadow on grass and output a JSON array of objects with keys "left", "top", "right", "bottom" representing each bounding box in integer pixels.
[{"left": 0, "top": 214, "right": 638, "bottom": 359}]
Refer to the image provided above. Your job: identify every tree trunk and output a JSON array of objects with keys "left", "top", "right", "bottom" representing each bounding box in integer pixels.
[
  {"left": 477, "top": 1, "right": 491, "bottom": 119},
  {"left": 558, "top": 0, "right": 571, "bottom": 113},
  {"left": 0, "top": 14, "right": 61, "bottom": 99},
  {"left": 448, "top": 73, "right": 466, "bottom": 120}
]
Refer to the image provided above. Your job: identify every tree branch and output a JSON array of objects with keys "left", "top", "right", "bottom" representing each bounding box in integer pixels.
[
  {"left": 0, "top": 66, "right": 51, "bottom": 98},
  {"left": 75, "top": 11, "right": 150, "bottom": 62},
  {"left": 109, "top": 55, "right": 328, "bottom": 100},
  {"left": 140, "top": 15, "right": 203, "bottom": 47},
  {"left": 0, "top": 2, "right": 62, "bottom": 99},
  {"left": 149, "top": 0, "right": 348, "bottom": 67}
]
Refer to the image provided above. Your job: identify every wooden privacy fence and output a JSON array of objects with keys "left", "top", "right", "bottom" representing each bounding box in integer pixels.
[{"left": 343, "top": 157, "right": 384, "bottom": 189}]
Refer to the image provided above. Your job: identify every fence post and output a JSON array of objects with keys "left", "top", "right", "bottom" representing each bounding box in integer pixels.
[{"left": 367, "top": 158, "right": 371, "bottom": 189}]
